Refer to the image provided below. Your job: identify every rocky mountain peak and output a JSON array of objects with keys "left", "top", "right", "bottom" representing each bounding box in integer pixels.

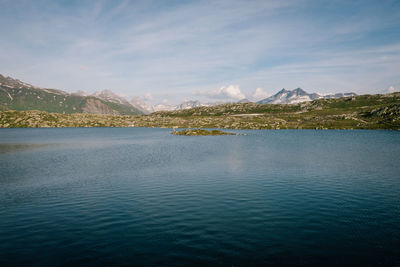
[
  {"left": 0, "top": 74, "right": 35, "bottom": 88},
  {"left": 92, "top": 89, "right": 130, "bottom": 105},
  {"left": 277, "top": 88, "right": 289, "bottom": 94},
  {"left": 292, "top": 88, "right": 308, "bottom": 95}
]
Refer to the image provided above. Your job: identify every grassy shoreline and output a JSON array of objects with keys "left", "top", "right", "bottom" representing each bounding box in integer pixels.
[{"left": 1, "top": 93, "right": 399, "bottom": 130}]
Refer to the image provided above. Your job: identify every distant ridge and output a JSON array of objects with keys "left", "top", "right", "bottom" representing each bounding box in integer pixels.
[
  {"left": 1, "top": 74, "right": 359, "bottom": 114},
  {"left": 258, "top": 88, "right": 356, "bottom": 104},
  {"left": 130, "top": 97, "right": 155, "bottom": 114},
  {"left": 92, "top": 89, "right": 131, "bottom": 105}
]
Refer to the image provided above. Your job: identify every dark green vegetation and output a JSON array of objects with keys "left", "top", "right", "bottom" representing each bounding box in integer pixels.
[
  {"left": 1, "top": 92, "right": 399, "bottom": 129},
  {"left": 0, "top": 75, "right": 142, "bottom": 115},
  {"left": 171, "top": 129, "right": 236, "bottom": 136}
]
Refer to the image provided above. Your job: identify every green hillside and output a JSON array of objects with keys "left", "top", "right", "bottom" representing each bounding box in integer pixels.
[
  {"left": 0, "top": 75, "right": 142, "bottom": 115},
  {"left": 1, "top": 92, "right": 399, "bottom": 129}
]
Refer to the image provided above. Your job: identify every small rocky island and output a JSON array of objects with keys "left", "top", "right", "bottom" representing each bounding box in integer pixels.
[{"left": 171, "top": 129, "right": 236, "bottom": 136}]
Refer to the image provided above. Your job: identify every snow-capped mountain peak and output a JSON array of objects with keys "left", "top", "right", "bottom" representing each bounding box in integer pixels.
[
  {"left": 130, "top": 97, "right": 155, "bottom": 114},
  {"left": 258, "top": 88, "right": 356, "bottom": 104},
  {"left": 0, "top": 74, "right": 35, "bottom": 89}
]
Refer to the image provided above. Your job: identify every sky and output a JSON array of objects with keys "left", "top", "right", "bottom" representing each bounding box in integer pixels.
[{"left": 0, "top": 0, "right": 399, "bottom": 104}]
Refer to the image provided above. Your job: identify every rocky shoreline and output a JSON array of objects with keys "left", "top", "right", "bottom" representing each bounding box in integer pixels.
[
  {"left": 1, "top": 93, "right": 399, "bottom": 130},
  {"left": 171, "top": 129, "right": 236, "bottom": 136}
]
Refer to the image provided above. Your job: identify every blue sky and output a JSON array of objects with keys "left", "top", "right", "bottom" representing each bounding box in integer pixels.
[{"left": 0, "top": 0, "right": 399, "bottom": 104}]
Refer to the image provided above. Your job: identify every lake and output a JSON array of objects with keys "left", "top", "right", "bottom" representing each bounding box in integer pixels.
[{"left": 0, "top": 128, "right": 399, "bottom": 266}]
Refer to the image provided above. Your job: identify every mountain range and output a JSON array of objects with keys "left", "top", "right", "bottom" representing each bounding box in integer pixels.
[
  {"left": 0, "top": 75, "right": 143, "bottom": 115},
  {"left": 1, "top": 74, "right": 357, "bottom": 115},
  {"left": 257, "top": 88, "right": 357, "bottom": 104},
  {"left": 151, "top": 100, "right": 217, "bottom": 112}
]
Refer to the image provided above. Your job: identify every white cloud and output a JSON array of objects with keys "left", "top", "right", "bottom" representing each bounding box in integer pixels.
[
  {"left": 220, "top": 85, "right": 246, "bottom": 99},
  {"left": 387, "top": 86, "right": 396, "bottom": 93},
  {"left": 1, "top": 1, "right": 399, "bottom": 100},
  {"left": 252, "top": 87, "right": 270, "bottom": 100},
  {"left": 198, "top": 85, "right": 246, "bottom": 100}
]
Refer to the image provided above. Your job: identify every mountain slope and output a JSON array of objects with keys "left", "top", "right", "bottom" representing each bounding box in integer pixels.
[
  {"left": 130, "top": 97, "right": 155, "bottom": 114},
  {"left": 93, "top": 89, "right": 131, "bottom": 105},
  {"left": 0, "top": 74, "right": 143, "bottom": 115}
]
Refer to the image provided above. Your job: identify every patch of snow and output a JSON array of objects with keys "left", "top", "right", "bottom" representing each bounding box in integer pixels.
[
  {"left": 1, "top": 88, "right": 14, "bottom": 100},
  {"left": 288, "top": 96, "right": 311, "bottom": 104}
]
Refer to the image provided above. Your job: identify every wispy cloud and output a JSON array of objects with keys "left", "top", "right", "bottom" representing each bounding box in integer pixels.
[{"left": 0, "top": 0, "right": 399, "bottom": 103}]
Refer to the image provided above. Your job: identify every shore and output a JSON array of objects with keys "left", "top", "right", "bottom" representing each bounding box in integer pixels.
[{"left": 1, "top": 93, "right": 399, "bottom": 130}]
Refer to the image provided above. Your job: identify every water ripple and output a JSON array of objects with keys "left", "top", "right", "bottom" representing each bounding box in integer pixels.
[{"left": 0, "top": 128, "right": 399, "bottom": 265}]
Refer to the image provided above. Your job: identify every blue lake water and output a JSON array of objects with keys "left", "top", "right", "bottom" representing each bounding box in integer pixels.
[{"left": 0, "top": 128, "right": 399, "bottom": 266}]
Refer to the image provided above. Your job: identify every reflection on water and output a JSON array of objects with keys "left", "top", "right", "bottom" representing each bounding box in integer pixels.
[
  {"left": 0, "top": 143, "right": 52, "bottom": 154},
  {"left": 0, "top": 128, "right": 399, "bottom": 266}
]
